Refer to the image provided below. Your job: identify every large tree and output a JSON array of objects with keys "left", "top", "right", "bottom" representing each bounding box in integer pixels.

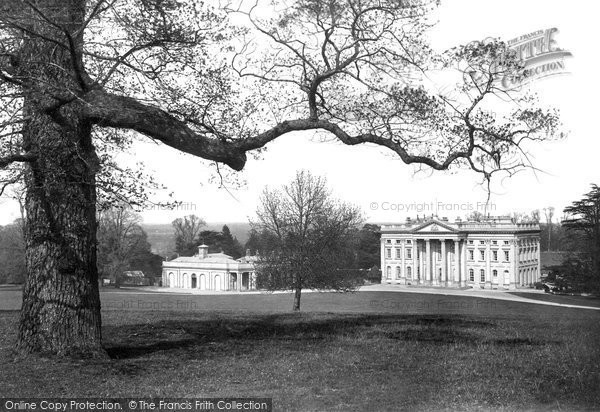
[
  {"left": 561, "top": 184, "right": 600, "bottom": 292},
  {"left": 172, "top": 214, "right": 206, "bottom": 256},
  {"left": 97, "top": 205, "right": 160, "bottom": 285},
  {"left": 197, "top": 225, "right": 244, "bottom": 258},
  {"left": 0, "top": 0, "right": 561, "bottom": 356},
  {"left": 0, "top": 220, "right": 26, "bottom": 284},
  {"left": 254, "top": 170, "right": 363, "bottom": 311}
]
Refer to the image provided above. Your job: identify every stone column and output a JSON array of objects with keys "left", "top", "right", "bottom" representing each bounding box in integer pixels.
[
  {"left": 514, "top": 239, "right": 520, "bottom": 287},
  {"left": 416, "top": 239, "right": 425, "bottom": 285},
  {"left": 238, "top": 273, "right": 242, "bottom": 292},
  {"left": 412, "top": 239, "right": 417, "bottom": 284},
  {"left": 454, "top": 239, "right": 461, "bottom": 286},
  {"left": 441, "top": 239, "right": 447, "bottom": 286},
  {"left": 420, "top": 241, "right": 426, "bottom": 284},
  {"left": 509, "top": 240, "right": 516, "bottom": 289},
  {"left": 486, "top": 240, "right": 492, "bottom": 289},
  {"left": 400, "top": 240, "right": 405, "bottom": 284},
  {"left": 461, "top": 240, "right": 468, "bottom": 287},
  {"left": 380, "top": 239, "right": 386, "bottom": 283},
  {"left": 426, "top": 239, "right": 432, "bottom": 285}
]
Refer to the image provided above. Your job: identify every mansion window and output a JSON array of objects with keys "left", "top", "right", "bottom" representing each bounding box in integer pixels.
[
  {"left": 396, "top": 267, "right": 401, "bottom": 279},
  {"left": 479, "top": 250, "right": 485, "bottom": 261},
  {"left": 386, "top": 239, "right": 392, "bottom": 244},
  {"left": 493, "top": 250, "right": 498, "bottom": 261},
  {"left": 468, "top": 240, "right": 474, "bottom": 245},
  {"left": 395, "top": 248, "right": 401, "bottom": 259},
  {"left": 492, "top": 240, "right": 497, "bottom": 245},
  {"left": 480, "top": 269, "right": 485, "bottom": 282},
  {"left": 406, "top": 240, "right": 412, "bottom": 244},
  {"left": 468, "top": 249, "right": 474, "bottom": 261},
  {"left": 407, "top": 266, "right": 412, "bottom": 279},
  {"left": 386, "top": 266, "right": 391, "bottom": 279},
  {"left": 406, "top": 248, "right": 412, "bottom": 259},
  {"left": 493, "top": 269, "right": 498, "bottom": 278},
  {"left": 469, "top": 269, "right": 474, "bottom": 282},
  {"left": 395, "top": 239, "right": 401, "bottom": 244},
  {"left": 479, "top": 240, "right": 485, "bottom": 245},
  {"left": 504, "top": 251, "right": 510, "bottom": 262},
  {"left": 504, "top": 241, "right": 510, "bottom": 245},
  {"left": 385, "top": 248, "right": 391, "bottom": 259}
]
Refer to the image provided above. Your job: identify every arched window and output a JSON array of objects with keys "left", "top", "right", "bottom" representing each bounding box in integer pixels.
[
  {"left": 469, "top": 269, "right": 474, "bottom": 282},
  {"left": 407, "top": 266, "right": 412, "bottom": 279},
  {"left": 396, "top": 266, "right": 401, "bottom": 279},
  {"left": 480, "top": 269, "right": 485, "bottom": 282},
  {"left": 386, "top": 266, "right": 391, "bottom": 279},
  {"left": 492, "top": 269, "right": 498, "bottom": 278}
]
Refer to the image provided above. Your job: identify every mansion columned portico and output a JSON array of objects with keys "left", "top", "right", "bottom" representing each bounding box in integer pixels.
[{"left": 381, "top": 216, "right": 541, "bottom": 289}]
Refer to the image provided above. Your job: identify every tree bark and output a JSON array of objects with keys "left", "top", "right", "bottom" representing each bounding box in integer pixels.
[
  {"left": 15, "top": 0, "right": 105, "bottom": 358},
  {"left": 293, "top": 286, "right": 302, "bottom": 312}
]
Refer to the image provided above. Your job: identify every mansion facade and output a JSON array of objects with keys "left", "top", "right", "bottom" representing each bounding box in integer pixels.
[
  {"left": 162, "top": 245, "right": 257, "bottom": 291},
  {"left": 381, "top": 216, "right": 541, "bottom": 289}
]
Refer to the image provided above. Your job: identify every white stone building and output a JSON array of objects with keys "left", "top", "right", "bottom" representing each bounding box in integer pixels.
[
  {"left": 162, "top": 245, "right": 257, "bottom": 291},
  {"left": 380, "top": 216, "right": 541, "bottom": 289}
]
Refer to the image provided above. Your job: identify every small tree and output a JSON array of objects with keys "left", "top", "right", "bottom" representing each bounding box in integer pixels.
[
  {"left": 543, "top": 206, "right": 555, "bottom": 252},
  {"left": 254, "top": 170, "right": 363, "bottom": 311}
]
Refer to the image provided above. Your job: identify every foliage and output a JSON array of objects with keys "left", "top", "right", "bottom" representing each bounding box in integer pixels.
[
  {"left": 172, "top": 215, "right": 206, "bottom": 256},
  {"left": 0, "top": 220, "right": 25, "bottom": 284},
  {"left": 353, "top": 224, "right": 381, "bottom": 269},
  {"left": 97, "top": 206, "right": 162, "bottom": 282},
  {"left": 197, "top": 225, "right": 244, "bottom": 258},
  {"left": 561, "top": 184, "right": 600, "bottom": 292}
]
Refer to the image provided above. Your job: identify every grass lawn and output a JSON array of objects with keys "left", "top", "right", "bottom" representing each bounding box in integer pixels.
[
  {"left": 508, "top": 291, "right": 600, "bottom": 308},
  {"left": 1, "top": 288, "right": 599, "bottom": 411}
]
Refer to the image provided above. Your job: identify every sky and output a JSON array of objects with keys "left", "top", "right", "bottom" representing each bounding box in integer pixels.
[{"left": 1, "top": 0, "right": 598, "bottom": 226}]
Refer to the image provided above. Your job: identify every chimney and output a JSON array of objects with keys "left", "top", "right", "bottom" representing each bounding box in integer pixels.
[{"left": 198, "top": 244, "right": 208, "bottom": 259}]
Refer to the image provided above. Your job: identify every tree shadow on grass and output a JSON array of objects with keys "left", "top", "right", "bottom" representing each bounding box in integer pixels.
[{"left": 103, "top": 313, "right": 554, "bottom": 360}]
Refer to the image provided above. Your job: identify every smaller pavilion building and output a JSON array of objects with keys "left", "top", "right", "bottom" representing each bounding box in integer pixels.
[{"left": 162, "top": 245, "right": 257, "bottom": 291}]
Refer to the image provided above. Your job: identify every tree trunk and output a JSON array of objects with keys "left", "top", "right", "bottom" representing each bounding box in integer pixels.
[
  {"left": 293, "top": 286, "right": 302, "bottom": 311},
  {"left": 15, "top": 0, "right": 105, "bottom": 357}
]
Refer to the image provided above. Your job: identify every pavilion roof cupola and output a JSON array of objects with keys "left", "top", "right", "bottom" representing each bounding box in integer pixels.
[{"left": 198, "top": 244, "right": 209, "bottom": 259}]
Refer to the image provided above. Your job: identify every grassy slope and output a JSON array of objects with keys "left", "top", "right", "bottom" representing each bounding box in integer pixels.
[{"left": 1, "top": 289, "right": 599, "bottom": 411}]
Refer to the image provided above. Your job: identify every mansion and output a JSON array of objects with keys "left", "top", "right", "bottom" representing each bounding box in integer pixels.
[
  {"left": 162, "top": 245, "right": 257, "bottom": 291},
  {"left": 381, "top": 216, "right": 541, "bottom": 289}
]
